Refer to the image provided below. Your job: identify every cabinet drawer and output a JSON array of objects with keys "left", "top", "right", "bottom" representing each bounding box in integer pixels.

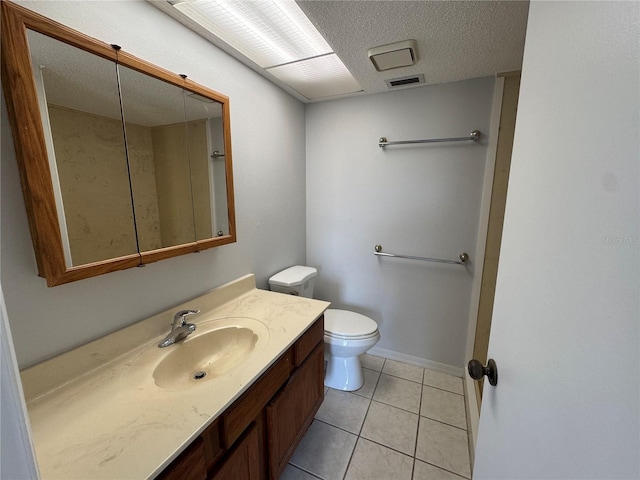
[
  {"left": 294, "top": 315, "right": 324, "bottom": 367},
  {"left": 222, "top": 349, "right": 292, "bottom": 448}
]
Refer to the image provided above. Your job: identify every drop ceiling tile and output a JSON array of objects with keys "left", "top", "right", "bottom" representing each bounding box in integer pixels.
[{"left": 267, "top": 54, "right": 362, "bottom": 100}]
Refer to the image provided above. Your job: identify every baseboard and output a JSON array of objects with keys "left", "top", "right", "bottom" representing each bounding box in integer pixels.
[{"left": 366, "top": 346, "right": 464, "bottom": 378}]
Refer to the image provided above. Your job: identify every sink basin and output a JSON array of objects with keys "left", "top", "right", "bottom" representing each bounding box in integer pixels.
[
  {"left": 123, "top": 317, "right": 270, "bottom": 391},
  {"left": 153, "top": 326, "right": 259, "bottom": 389}
]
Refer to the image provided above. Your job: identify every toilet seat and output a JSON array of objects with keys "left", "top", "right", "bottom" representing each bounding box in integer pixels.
[
  {"left": 324, "top": 309, "right": 378, "bottom": 339},
  {"left": 324, "top": 330, "right": 379, "bottom": 341}
]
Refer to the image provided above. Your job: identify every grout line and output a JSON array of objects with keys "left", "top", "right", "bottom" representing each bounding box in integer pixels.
[
  {"left": 422, "top": 383, "right": 465, "bottom": 396},
  {"left": 341, "top": 436, "right": 360, "bottom": 480},
  {"left": 313, "top": 417, "right": 361, "bottom": 437},
  {"left": 368, "top": 391, "right": 421, "bottom": 416},
  {"left": 418, "top": 459, "right": 469, "bottom": 479},
  {"left": 412, "top": 370, "right": 425, "bottom": 479},
  {"left": 286, "top": 463, "right": 324, "bottom": 479},
  {"left": 357, "top": 369, "right": 382, "bottom": 436},
  {"left": 381, "top": 372, "right": 424, "bottom": 385},
  {"left": 419, "top": 413, "right": 468, "bottom": 432},
  {"left": 350, "top": 367, "right": 380, "bottom": 399},
  {"left": 357, "top": 435, "right": 415, "bottom": 460}
]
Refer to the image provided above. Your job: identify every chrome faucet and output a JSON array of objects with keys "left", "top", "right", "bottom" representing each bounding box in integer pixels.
[{"left": 158, "top": 309, "right": 200, "bottom": 348}]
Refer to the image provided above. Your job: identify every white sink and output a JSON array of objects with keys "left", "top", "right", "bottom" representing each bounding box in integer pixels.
[{"left": 124, "top": 317, "right": 269, "bottom": 390}]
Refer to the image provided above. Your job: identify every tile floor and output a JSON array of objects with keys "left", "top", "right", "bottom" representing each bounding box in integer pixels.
[{"left": 281, "top": 354, "right": 472, "bottom": 480}]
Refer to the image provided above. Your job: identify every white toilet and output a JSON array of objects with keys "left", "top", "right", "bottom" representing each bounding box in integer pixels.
[{"left": 268, "top": 266, "right": 380, "bottom": 391}]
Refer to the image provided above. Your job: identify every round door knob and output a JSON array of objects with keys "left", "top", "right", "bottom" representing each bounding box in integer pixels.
[{"left": 468, "top": 358, "right": 498, "bottom": 386}]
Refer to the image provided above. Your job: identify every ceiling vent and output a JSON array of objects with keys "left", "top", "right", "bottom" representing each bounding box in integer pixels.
[
  {"left": 368, "top": 39, "right": 418, "bottom": 71},
  {"left": 385, "top": 74, "right": 425, "bottom": 89}
]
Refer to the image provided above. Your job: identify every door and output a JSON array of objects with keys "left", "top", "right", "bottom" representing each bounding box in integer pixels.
[{"left": 473, "top": 2, "right": 639, "bottom": 478}]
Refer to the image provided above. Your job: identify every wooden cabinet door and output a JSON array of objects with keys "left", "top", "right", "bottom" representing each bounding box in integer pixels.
[
  {"left": 158, "top": 437, "right": 207, "bottom": 480},
  {"left": 209, "top": 423, "right": 260, "bottom": 480},
  {"left": 266, "top": 343, "right": 324, "bottom": 480}
]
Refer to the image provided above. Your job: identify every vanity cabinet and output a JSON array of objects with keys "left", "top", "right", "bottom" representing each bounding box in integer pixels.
[
  {"left": 210, "top": 423, "right": 260, "bottom": 480},
  {"left": 157, "top": 315, "right": 325, "bottom": 480},
  {"left": 158, "top": 438, "right": 207, "bottom": 480},
  {"left": 267, "top": 343, "right": 324, "bottom": 479}
]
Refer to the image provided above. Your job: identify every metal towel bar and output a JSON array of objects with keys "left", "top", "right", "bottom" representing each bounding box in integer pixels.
[
  {"left": 374, "top": 244, "right": 468, "bottom": 265},
  {"left": 378, "top": 130, "right": 480, "bottom": 148}
]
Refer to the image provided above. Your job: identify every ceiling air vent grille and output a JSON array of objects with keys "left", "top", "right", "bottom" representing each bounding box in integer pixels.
[{"left": 385, "top": 74, "right": 425, "bottom": 89}]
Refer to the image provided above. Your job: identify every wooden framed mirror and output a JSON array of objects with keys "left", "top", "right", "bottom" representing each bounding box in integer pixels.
[{"left": 1, "top": 0, "right": 236, "bottom": 286}]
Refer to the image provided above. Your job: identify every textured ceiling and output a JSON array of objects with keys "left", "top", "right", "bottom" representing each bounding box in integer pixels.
[
  {"left": 150, "top": 0, "right": 530, "bottom": 103},
  {"left": 296, "top": 0, "right": 530, "bottom": 99}
]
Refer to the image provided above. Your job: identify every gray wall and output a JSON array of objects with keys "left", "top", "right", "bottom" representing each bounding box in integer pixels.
[
  {"left": 305, "top": 78, "right": 495, "bottom": 369},
  {"left": 1, "top": 1, "right": 307, "bottom": 368}
]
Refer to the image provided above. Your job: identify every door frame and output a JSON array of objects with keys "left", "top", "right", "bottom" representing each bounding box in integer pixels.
[{"left": 463, "top": 75, "right": 504, "bottom": 464}]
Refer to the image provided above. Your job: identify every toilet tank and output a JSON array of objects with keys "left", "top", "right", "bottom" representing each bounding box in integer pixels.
[{"left": 268, "top": 266, "right": 317, "bottom": 298}]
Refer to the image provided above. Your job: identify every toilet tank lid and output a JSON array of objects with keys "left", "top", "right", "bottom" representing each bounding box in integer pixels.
[{"left": 268, "top": 265, "right": 317, "bottom": 287}]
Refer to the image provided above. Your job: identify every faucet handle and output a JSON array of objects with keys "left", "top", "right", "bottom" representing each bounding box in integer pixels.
[{"left": 174, "top": 309, "right": 200, "bottom": 326}]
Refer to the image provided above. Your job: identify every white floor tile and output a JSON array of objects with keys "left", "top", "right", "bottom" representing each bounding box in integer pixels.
[
  {"left": 420, "top": 386, "right": 467, "bottom": 430},
  {"left": 382, "top": 359, "right": 424, "bottom": 383},
  {"left": 412, "top": 459, "right": 467, "bottom": 480},
  {"left": 280, "top": 464, "right": 321, "bottom": 480},
  {"left": 422, "top": 369, "right": 464, "bottom": 395},
  {"left": 288, "top": 355, "right": 472, "bottom": 480},
  {"left": 344, "top": 438, "right": 413, "bottom": 480},
  {"left": 360, "top": 400, "right": 418, "bottom": 456},
  {"left": 415, "top": 417, "right": 471, "bottom": 479},
  {"left": 290, "top": 420, "right": 357, "bottom": 480},
  {"left": 315, "top": 389, "right": 371, "bottom": 434},
  {"left": 352, "top": 368, "right": 380, "bottom": 399},
  {"left": 373, "top": 373, "right": 422, "bottom": 413},
  {"left": 360, "top": 353, "right": 385, "bottom": 372}
]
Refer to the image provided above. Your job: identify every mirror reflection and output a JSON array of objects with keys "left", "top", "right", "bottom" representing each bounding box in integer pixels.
[
  {"left": 26, "top": 30, "right": 230, "bottom": 267},
  {"left": 118, "top": 64, "right": 197, "bottom": 251},
  {"left": 27, "top": 29, "right": 138, "bottom": 266},
  {"left": 183, "top": 91, "right": 228, "bottom": 241}
]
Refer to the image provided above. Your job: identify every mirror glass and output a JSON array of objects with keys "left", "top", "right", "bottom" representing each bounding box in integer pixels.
[
  {"left": 117, "top": 64, "right": 197, "bottom": 251},
  {"left": 26, "top": 29, "right": 138, "bottom": 267},
  {"left": 183, "top": 91, "right": 229, "bottom": 240},
  {"left": 24, "top": 31, "right": 232, "bottom": 263}
]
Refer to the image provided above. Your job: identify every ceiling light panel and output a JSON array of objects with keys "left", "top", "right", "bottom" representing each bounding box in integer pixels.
[
  {"left": 267, "top": 54, "right": 362, "bottom": 100},
  {"left": 172, "top": 0, "right": 333, "bottom": 68}
]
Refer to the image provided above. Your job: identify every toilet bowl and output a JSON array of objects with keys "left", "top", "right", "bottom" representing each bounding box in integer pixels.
[
  {"left": 268, "top": 266, "right": 380, "bottom": 392},
  {"left": 323, "top": 309, "right": 380, "bottom": 391}
]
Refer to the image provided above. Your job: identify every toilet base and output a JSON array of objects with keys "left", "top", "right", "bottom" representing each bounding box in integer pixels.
[{"left": 324, "top": 354, "right": 364, "bottom": 391}]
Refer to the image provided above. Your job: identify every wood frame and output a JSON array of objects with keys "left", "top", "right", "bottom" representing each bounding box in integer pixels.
[{"left": 1, "top": 0, "right": 236, "bottom": 286}]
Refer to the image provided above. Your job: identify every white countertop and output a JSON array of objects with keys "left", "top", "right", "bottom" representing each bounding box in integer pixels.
[{"left": 21, "top": 274, "right": 330, "bottom": 479}]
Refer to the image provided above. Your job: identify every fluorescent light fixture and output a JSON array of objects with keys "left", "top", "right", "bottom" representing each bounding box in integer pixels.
[
  {"left": 167, "top": 0, "right": 361, "bottom": 100},
  {"left": 268, "top": 54, "right": 362, "bottom": 100}
]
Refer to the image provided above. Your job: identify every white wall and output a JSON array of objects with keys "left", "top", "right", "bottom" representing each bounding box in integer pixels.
[
  {"left": 306, "top": 78, "right": 495, "bottom": 369},
  {"left": 1, "top": 1, "right": 307, "bottom": 368},
  {"left": 474, "top": 0, "right": 639, "bottom": 477},
  {"left": 0, "top": 285, "right": 39, "bottom": 479}
]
